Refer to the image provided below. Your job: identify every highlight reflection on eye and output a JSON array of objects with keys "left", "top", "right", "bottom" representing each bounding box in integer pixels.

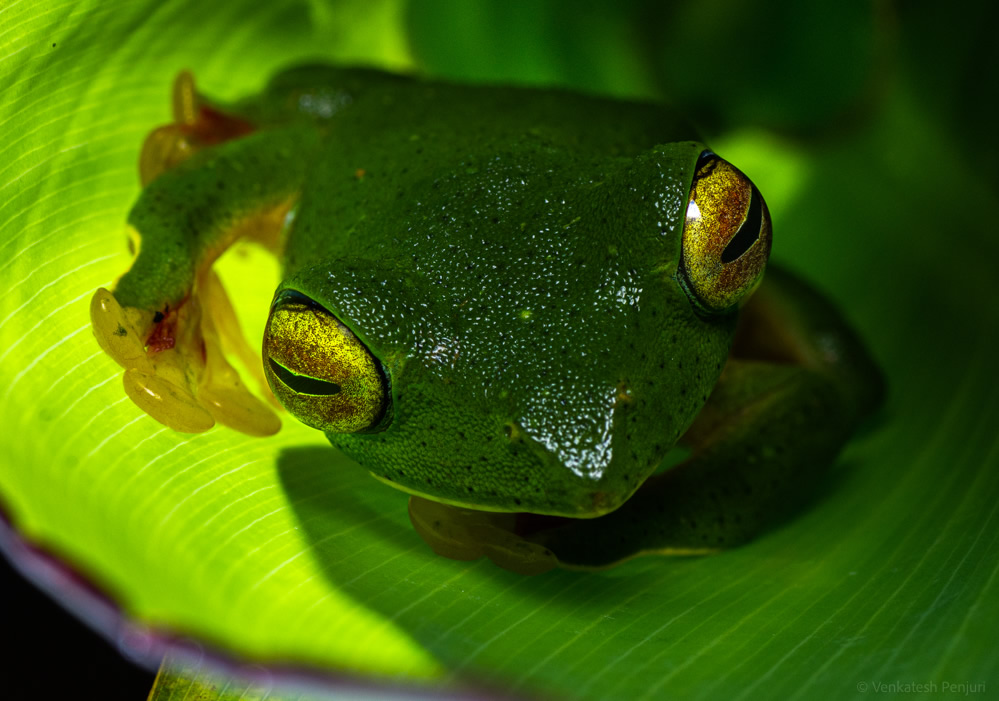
[
  {"left": 680, "top": 152, "right": 772, "bottom": 313},
  {"left": 262, "top": 291, "right": 389, "bottom": 433}
]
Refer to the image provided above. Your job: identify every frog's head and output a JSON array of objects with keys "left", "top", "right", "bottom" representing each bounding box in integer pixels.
[{"left": 263, "top": 146, "right": 770, "bottom": 518}]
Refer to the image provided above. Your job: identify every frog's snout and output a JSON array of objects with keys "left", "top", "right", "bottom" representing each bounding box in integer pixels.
[{"left": 491, "top": 413, "right": 653, "bottom": 519}]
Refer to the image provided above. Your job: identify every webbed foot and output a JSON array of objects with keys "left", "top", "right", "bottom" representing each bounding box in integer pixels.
[
  {"left": 91, "top": 266, "right": 281, "bottom": 436},
  {"left": 139, "top": 71, "right": 254, "bottom": 186},
  {"left": 408, "top": 496, "right": 558, "bottom": 575}
]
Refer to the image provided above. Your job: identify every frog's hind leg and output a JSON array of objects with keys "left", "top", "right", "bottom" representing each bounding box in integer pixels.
[
  {"left": 91, "top": 83, "right": 315, "bottom": 435},
  {"left": 525, "top": 265, "right": 885, "bottom": 570}
]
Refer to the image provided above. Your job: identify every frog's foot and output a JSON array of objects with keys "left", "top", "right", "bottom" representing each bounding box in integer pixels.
[
  {"left": 139, "top": 70, "right": 255, "bottom": 186},
  {"left": 408, "top": 496, "right": 558, "bottom": 575},
  {"left": 90, "top": 267, "right": 281, "bottom": 436}
]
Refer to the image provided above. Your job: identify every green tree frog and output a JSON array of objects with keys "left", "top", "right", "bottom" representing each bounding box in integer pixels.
[{"left": 90, "top": 66, "right": 883, "bottom": 573}]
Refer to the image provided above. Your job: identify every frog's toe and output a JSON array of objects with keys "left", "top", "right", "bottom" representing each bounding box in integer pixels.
[
  {"left": 91, "top": 287, "right": 214, "bottom": 433},
  {"left": 139, "top": 124, "right": 194, "bottom": 186},
  {"left": 122, "top": 367, "right": 215, "bottom": 433},
  {"left": 479, "top": 531, "right": 559, "bottom": 577},
  {"left": 196, "top": 270, "right": 281, "bottom": 436},
  {"left": 198, "top": 384, "right": 280, "bottom": 437},
  {"left": 199, "top": 337, "right": 281, "bottom": 437},
  {"left": 408, "top": 496, "right": 558, "bottom": 575},
  {"left": 407, "top": 496, "right": 489, "bottom": 562},
  {"left": 90, "top": 287, "right": 155, "bottom": 371}
]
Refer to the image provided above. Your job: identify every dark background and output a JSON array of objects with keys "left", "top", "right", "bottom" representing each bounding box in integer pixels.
[{"left": 2, "top": 555, "right": 154, "bottom": 699}]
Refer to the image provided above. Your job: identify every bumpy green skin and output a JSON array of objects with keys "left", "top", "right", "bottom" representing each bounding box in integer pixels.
[
  {"left": 118, "top": 65, "right": 883, "bottom": 566},
  {"left": 532, "top": 266, "right": 885, "bottom": 566},
  {"left": 250, "top": 68, "right": 730, "bottom": 517},
  {"left": 116, "top": 127, "right": 317, "bottom": 311}
]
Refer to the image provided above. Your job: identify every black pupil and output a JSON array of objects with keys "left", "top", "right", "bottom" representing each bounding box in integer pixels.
[
  {"left": 721, "top": 185, "right": 762, "bottom": 264},
  {"left": 268, "top": 358, "right": 341, "bottom": 396}
]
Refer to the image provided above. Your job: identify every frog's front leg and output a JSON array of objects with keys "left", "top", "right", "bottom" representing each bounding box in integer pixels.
[
  {"left": 528, "top": 265, "right": 885, "bottom": 570},
  {"left": 91, "top": 77, "right": 318, "bottom": 435}
]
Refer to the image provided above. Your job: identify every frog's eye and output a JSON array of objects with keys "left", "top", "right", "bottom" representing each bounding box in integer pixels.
[
  {"left": 262, "top": 291, "right": 389, "bottom": 433},
  {"left": 680, "top": 152, "right": 772, "bottom": 313}
]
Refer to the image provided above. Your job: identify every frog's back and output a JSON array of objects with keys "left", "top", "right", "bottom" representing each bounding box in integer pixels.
[
  {"left": 243, "top": 64, "right": 690, "bottom": 155},
  {"left": 242, "top": 66, "right": 696, "bottom": 272}
]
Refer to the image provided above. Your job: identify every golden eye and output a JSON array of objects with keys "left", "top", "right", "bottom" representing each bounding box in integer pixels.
[
  {"left": 680, "top": 152, "right": 772, "bottom": 313},
  {"left": 262, "top": 291, "right": 388, "bottom": 433}
]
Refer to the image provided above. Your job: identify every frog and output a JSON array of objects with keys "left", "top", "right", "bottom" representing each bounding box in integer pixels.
[{"left": 90, "top": 65, "right": 884, "bottom": 574}]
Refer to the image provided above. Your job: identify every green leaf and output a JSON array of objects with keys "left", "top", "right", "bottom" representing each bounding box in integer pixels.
[{"left": 2, "top": 1, "right": 997, "bottom": 699}]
